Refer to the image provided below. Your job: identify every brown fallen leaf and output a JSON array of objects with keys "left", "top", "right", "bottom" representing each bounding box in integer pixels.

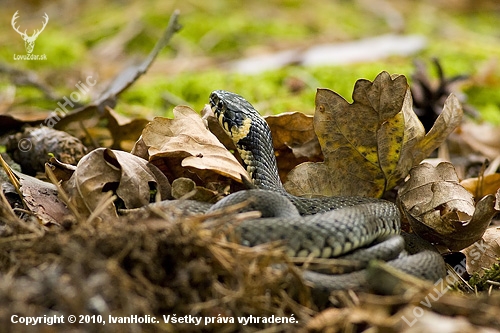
[
  {"left": 171, "top": 177, "right": 219, "bottom": 202},
  {"left": 62, "top": 148, "right": 170, "bottom": 218},
  {"left": 0, "top": 115, "right": 41, "bottom": 134},
  {"left": 398, "top": 162, "right": 497, "bottom": 250},
  {"left": 46, "top": 157, "right": 77, "bottom": 182},
  {"left": 462, "top": 226, "right": 500, "bottom": 276},
  {"left": 461, "top": 173, "right": 500, "bottom": 199},
  {"left": 14, "top": 170, "right": 70, "bottom": 226},
  {"left": 0, "top": 153, "right": 70, "bottom": 226},
  {"left": 133, "top": 105, "right": 249, "bottom": 188},
  {"left": 104, "top": 107, "right": 149, "bottom": 150},
  {"left": 265, "top": 112, "right": 323, "bottom": 182},
  {"left": 285, "top": 71, "right": 462, "bottom": 198}
]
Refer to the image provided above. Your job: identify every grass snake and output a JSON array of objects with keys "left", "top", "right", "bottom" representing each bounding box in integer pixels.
[{"left": 208, "top": 90, "right": 447, "bottom": 293}]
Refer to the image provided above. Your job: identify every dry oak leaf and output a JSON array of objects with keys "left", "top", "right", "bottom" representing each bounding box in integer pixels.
[
  {"left": 62, "top": 148, "right": 170, "bottom": 218},
  {"left": 137, "top": 105, "right": 248, "bottom": 184},
  {"left": 171, "top": 177, "right": 218, "bottom": 203},
  {"left": 398, "top": 162, "right": 497, "bottom": 251},
  {"left": 104, "top": 107, "right": 149, "bottom": 150},
  {"left": 285, "top": 71, "right": 463, "bottom": 198},
  {"left": 265, "top": 112, "right": 323, "bottom": 182},
  {"left": 462, "top": 226, "right": 500, "bottom": 275},
  {"left": 14, "top": 170, "right": 70, "bottom": 225},
  {"left": 461, "top": 173, "right": 500, "bottom": 200}
]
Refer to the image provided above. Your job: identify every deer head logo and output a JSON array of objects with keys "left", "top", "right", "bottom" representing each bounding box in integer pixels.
[{"left": 11, "top": 11, "right": 49, "bottom": 54}]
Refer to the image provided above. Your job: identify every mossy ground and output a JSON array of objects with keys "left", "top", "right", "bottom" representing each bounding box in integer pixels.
[{"left": 1, "top": 0, "right": 499, "bottom": 122}]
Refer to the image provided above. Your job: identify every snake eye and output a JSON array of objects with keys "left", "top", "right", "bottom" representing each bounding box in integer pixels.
[{"left": 217, "top": 100, "right": 224, "bottom": 110}]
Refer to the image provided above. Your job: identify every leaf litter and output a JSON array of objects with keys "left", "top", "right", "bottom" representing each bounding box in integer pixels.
[
  {"left": 1, "top": 11, "right": 500, "bottom": 333},
  {"left": 398, "top": 162, "right": 497, "bottom": 251},
  {"left": 285, "top": 71, "right": 462, "bottom": 198}
]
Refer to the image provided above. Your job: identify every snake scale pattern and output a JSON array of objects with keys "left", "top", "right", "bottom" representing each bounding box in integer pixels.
[{"left": 208, "top": 90, "right": 447, "bottom": 292}]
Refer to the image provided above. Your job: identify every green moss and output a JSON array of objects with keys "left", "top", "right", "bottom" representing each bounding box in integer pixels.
[
  {"left": 6, "top": 85, "right": 56, "bottom": 109},
  {"left": 37, "top": 32, "right": 86, "bottom": 68},
  {"left": 469, "top": 263, "right": 500, "bottom": 291},
  {"left": 120, "top": 61, "right": 416, "bottom": 118},
  {"left": 453, "top": 12, "right": 500, "bottom": 37},
  {"left": 480, "top": 104, "right": 500, "bottom": 124},
  {"left": 1, "top": 0, "right": 498, "bottom": 125}
]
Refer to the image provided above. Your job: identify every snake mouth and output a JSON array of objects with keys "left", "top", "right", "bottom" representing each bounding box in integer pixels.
[
  {"left": 211, "top": 104, "right": 232, "bottom": 136},
  {"left": 210, "top": 93, "right": 231, "bottom": 135}
]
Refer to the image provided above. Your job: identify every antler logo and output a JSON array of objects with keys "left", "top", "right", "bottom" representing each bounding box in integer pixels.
[{"left": 11, "top": 11, "right": 49, "bottom": 54}]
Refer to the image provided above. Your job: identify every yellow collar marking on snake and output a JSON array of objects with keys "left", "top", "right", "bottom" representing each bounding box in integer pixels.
[
  {"left": 230, "top": 117, "right": 252, "bottom": 142},
  {"left": 216, "top": 112, "right": 227, "bottom": 132}
]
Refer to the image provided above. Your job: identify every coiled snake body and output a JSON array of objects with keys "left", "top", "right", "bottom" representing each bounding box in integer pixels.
[{"left": 208, "top": 90, "right": 446, "bottom": 292}]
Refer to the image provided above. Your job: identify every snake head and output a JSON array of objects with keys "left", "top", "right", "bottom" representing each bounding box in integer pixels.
[
  {"left": 209, "top": 90, "right": 255, "bottom": 142},
  {"left": 209, "top": 90, "right": 282, "bottom": 189}
]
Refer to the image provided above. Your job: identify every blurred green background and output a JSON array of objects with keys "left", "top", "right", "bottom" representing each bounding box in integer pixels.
[{"left": 1, "top": 0, "right": 499, "bottom": 122}]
